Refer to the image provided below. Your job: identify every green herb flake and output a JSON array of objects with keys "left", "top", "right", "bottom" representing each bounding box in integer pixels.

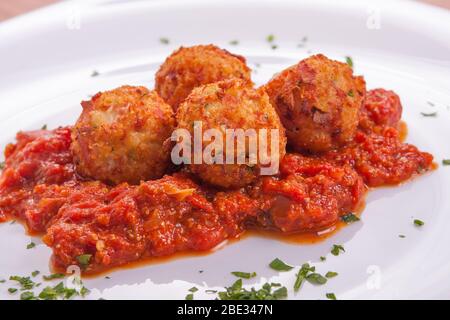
[
  {"left": 185, "top": 293, "right": 194, "bottom": 300},
  {"left": 9, "top": 220, "right": 16, "bottom": 225},
  {"left": 159, "top": 37, "right": 170, "bottom": 45},
  {"left": 320, "top": 256, "right": 326, "bottom": 262},
  {"left": 269, "top": 258, "right": 294, "bottom": 271},
  {"left": 326, "top": 292, "right": 337, "bottom": 300},
  {"left": 90, "top": 70, "right": 99, "bottom": 77},
  {"left": 80, "top": 286, "right": 90, "bottom": 298},
  {"left": 272, "top": 286, "right": 288, "bottom": 299},
  {"left": 9, "top": 276, "right": 36, "bottom": 290},
  {"left": 43, "top": 273, "right": 65, "bottom": 281},
  {"left": 231, "top": 271, "right": 257, "bottom": 279},
  {"left": 41, "top": 124, "right": 47, "bottom": 130},
  {"left": 271, "top": 44, "right": 278, "bottom": 50},
  {"left": 26, "top": 242, "right": 36, "bottom": 249},
  {"left": 414, "top": 219, "right": 425, "bottom": 227},
  {"left": 8, "top": 288, "right": 18, "bottom": 294},
  {"left": 20, "top": 291, "right": 35, "bottom": 300},
  {"left": 266, "top": 34, "right": 275, "bottom": 43},
  {"left": 76, "top": 254, "right": 92, "bottom": 267},
  {"left": 347, "top": 90, "right": 354, "bottom": 97},
  {"left": 205, "top": 289, "right": 217, "bottom": 294},
  {"left": 345, "top": 56, "right": 353, "bottom": 68},
  {"left": 442, "top": 159, "right": 450, "bottom": 166},
  {"left": 218, "top": 279, "right": 287, "bottom": 300},
  {"left": 0, "top": 162, "right": 5, "bottom": 170},
  {"left": 31, "top": 270, "right": 40, "bottom": 277},
  {"left": 341, "top": 213, "right": 360, "bottom": 224},
  {"left": 294, "top": 263, "right": 313, "bottom": 292},
  {"left": 0, "top": 279, "right": 6, "bottom": 283},
  {"left": 229, "top": 40, "right": 239, "bottom": 46},
  {"left": 188, "top": 287, "right": 198, "bottom": 293},
  {"left": 306, "top": 273, "right": 327, "bottom": 285},
  {"left": 325, "top": 271, "right": 338, "bottom": 278},
  {"left": 421, "top": 112, "right": 437, "bottom": 117},
  {"left": 331, "top": 244, "right": 345, "bottom": 256},
  {"left": 399, "top": 234, "right": 406, "bottom": 238},
  {"left": 38, "top": 286, "right": 58, "bottom": 300}
]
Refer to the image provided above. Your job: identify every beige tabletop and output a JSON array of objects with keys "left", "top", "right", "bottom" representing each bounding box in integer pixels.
[{"left": 0, "top": 0, "right": 449, "bottom": 21}]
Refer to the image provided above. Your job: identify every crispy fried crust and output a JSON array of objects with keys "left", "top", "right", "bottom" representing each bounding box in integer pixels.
[
  {"left": 155, "top": 44, "right": 252, "bottom": 111},
  {"left": 264, "top": 54, "right": 366, "bottom": 153},
  {"left": 176, "top": 79, "right": 287, "bottom": 189},
  {"left": 71, "top": 85, "right": 175, "bottom": 184}
]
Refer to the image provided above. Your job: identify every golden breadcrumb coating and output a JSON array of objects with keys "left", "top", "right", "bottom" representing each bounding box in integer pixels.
[
  {"left": 176, "top": 79, "right": 286, "bottom": 189},
  {"left": 72, "top": 85, "right": 175, "bottom": 184},
  {"left": 264, "top": 54, "right": 366, "bottom": 153},
  {"left": 155, "top": 44, "right": 252, "bottom": 111}
]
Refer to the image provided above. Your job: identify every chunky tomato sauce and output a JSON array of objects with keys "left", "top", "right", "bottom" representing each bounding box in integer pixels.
[{"left": 0, "top": 89, "right": 434, "bottom": 274}]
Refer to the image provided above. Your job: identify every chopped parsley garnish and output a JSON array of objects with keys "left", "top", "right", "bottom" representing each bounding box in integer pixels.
[
  {"left": 414, "top": 219, "right": 424, "bottom": 227},
  {"left": 43, "top": 273, "right": 65, "bottom": 281},
  {"left": 218, "top": 279, "right": 287, "bottom": 300},
  {"left": 231, "top": 271, "right": 257, "bottom": 279},
  {"left": 0, "top": 279, "right": 5, "bottom": 283},
  {"left": 326, "top": 292, "right": 337, "bottom": 300},
  {"left": 20, "top": 291, "right": 35, "bottom": 300},
  {"left": 10, "top": 220, "right": 16, "bottom": 225},
  {"left": 294, "top": 263, "right": 314, "bottom": 292},
  {"left": 205, "top": 290, "right": 217, "bottom": 294},
  {"left": 39, "top": 282, "right": 77, "bottom": 300},
  {"left": 10, "top": 276, "right": 36, "bottom": 290},
  {"left": 9, "top": 274, "right": 90, "bottom": 300},
  {"left": 76, "top": 254, "right": 92, "bottom": 267},
  {"left": 80, "top": 286, "right": 90, "bottom": 297},
  {"left": 105, "top": 276, "right": 111, "bottom": 280},
  {"left": 347, "top": 90, "right": 354, "bottom": 97},
  {"left": 271, "top": 44, "right": 278, "bottom": 50},
  {"left": 0, "top": 162, "right": 4, "bottom": 170},
  {"left": 229, "top": 40, "right": 239, "bottom": 46},
  {"left": 320, "top": 256, "right": 326, "bottom": 262},
  {"left": 331, "top": 244, "right": 345, "bottom": 256},
  {"left": 420, "top": 112, "right": 437, "bottom": 117},
  {"left": 26, "top": 242, "right": 36, "bottom": 249},
  {"left": 269, "top": 258, "right": 293, "bottom": 271},
  {"left": 442, "top": 159, "right": 450, "bottom": 166},
  {"left": 159, "top": 37, "right": 170, "bottom": 45},
  {"left": 325, "top": 271, "right": 338, "bottom": 278},
  {"left": 306, "top": 273, "right": 327, "bottom": 285},
  {"left": 90, "top": 70, "right": 99, "bottom": 77},
  {"left": 341, "top": 213, "right": 360, "bottom": 224},
  {"left": 188, "top": 287, "right": 198, "bottom": 293},
  {"left": 399, "top": 234, "right": 406, "bottom": 238},
  {"left": 185, "top": 293, "right": 194, "bottom": 300},
  {"left": 266, "top": 34, "right": 275, "bottom": 43},
  {"left": 41, "top": 124, "right": 47, "bottom": 130},
  {"left": 31, "top": 271, "right": 40, "bottom": 277},
  {"left": 345, "top": 56, "right": 353, "bottom": 68}
]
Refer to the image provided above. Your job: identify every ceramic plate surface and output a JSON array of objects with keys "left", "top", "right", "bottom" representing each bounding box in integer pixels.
[{"left": 0, "top": 0, "right": 449, "bottom": 299}]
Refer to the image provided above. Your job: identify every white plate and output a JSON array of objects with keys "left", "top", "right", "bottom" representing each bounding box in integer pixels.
[{"left": 0, "top": 0, "right": 449, "bottom": 300}]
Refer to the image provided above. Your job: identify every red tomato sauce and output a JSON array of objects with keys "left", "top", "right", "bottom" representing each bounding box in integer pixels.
[{"left": 0, "top": 89, "right": 434, "bottom": 274}]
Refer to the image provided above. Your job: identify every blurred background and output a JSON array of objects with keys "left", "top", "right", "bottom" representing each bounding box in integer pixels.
[{"left": 0, "top": 0, "right": 449, "bottom": 21}]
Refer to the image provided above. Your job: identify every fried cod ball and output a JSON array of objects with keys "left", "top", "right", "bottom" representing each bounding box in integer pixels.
[
  {"left": 264, "top": 54, "right": 366, "bottom": 153},
  {"left": 72, "top": 85, "right": 175, "bottom": 185},
  {"left": 155, "top": 44, "right": 252, "bottom": 111},
  {"left": 176, "top": 79, "right": 287, "bottom": 189}
]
